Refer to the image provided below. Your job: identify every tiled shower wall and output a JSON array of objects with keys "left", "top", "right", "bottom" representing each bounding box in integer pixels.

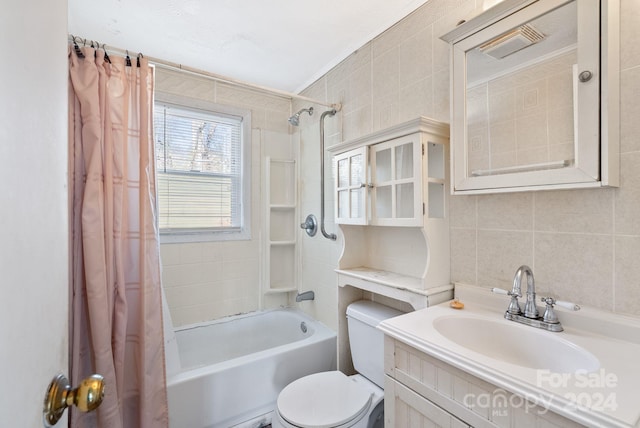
[
  {"left": 298, "top": 0, "right": 640, "bottom": 326},
  {"left": 156, "top": 68, "right": 294, "bottom": 326}
]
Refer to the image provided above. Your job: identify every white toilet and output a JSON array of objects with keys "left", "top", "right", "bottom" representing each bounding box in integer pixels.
[{"left": 272, "top": 300, "right": 403, "bottom": 428}]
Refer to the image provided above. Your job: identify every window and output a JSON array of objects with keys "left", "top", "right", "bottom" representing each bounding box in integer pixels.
[{"left": 154, "top": 95, "right": 251, "bottom": 242}]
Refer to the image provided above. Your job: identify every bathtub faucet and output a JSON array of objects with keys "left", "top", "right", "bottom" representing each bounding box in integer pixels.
[{"left": 296, "top": 291, "right": 315, "bottom": 302}]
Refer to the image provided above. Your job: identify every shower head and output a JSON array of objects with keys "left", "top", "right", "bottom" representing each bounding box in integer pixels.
[{"left": 288, "top": 107, "right": 314, "bottom": 126}]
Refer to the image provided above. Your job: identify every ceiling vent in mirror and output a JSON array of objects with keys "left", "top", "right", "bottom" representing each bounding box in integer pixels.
[{"left": 479, "top": 24, "right": 545, "bottom": 59}]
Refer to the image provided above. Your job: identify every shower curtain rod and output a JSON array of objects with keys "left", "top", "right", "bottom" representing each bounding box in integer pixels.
[{"left": 68, "top": 35, "right": 342, "bottom": 111}]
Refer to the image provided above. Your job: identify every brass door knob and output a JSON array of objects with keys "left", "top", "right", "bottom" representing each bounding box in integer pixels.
[{"left": 43, "top": 373, "right": 105, "bottom": 427}]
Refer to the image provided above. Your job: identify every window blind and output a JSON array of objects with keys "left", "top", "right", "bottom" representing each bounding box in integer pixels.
[{"left": 154, "top": 103, "right": 243, "bottom": 232}]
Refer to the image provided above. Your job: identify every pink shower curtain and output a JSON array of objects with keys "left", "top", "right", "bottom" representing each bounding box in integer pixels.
[{"left": 68, "top": 45, "right": 168, "bottom": 428}]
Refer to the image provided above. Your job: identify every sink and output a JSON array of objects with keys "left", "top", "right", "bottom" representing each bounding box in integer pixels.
[{"left": 433, "top": 316, "right": 600, "bottom": 373}]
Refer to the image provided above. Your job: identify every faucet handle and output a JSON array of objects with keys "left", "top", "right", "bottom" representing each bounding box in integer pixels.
[
  {"left": 555, "top": 300, "right": 580, "bottom": 311},
  {"left": 540, "top": 297, "right": 559, "bottom": 323},
  {"left": 492, "top": 287, "right": 522, "bottom": 315},
  {"left": 540, "top": 297, "right": 580, "bottom": 324},
  {"left": 491, "top": 287, "right": 520, "bottom": 297},
  {"left": 541, "top": 297, "right": 580, "bottom": 311}
]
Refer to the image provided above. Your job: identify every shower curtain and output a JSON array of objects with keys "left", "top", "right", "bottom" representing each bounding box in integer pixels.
[{"left": 68, "top": 44, "right": 168, "bottom": 428}]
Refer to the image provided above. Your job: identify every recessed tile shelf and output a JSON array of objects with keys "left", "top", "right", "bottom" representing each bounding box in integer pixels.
[{"left": 263, "top": 158, "right": 298, "bottom": 293}]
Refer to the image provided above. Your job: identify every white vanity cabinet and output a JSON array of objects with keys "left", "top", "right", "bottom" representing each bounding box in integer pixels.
[
  {"left": 384, "top": 336, "right": 584, "bottom": 428},
  {"left": 333, "top": 118, "right": 448, "bottom": 227}
]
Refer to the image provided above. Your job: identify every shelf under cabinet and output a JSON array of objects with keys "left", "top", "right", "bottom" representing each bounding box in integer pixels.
[
  {"left": 337, "top": 267, "right": 422, "bottom": 289},
  {"left": 336, "top": 267, "right": 453, "bottom": 310}
]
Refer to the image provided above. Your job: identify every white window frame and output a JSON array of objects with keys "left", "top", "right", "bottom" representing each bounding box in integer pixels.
[{"left": 154, "top": 92, "right": 252, "bottom": 243}]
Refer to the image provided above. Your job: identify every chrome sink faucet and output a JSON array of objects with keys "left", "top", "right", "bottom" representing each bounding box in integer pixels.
[
  {"left": 492, "top": 265, "right": 580, "bottom": 332},
  {"left": 514, "top": 265, "right": 538, "bottom": 319}
]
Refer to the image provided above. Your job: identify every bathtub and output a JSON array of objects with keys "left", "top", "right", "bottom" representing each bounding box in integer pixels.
[{"left": 165, "top": 308, "right": 337, "bottom": 428}]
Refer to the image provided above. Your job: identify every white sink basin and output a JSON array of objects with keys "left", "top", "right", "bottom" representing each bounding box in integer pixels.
[{"left": 433, "top": 315, "right": 600, "bottom": 373}]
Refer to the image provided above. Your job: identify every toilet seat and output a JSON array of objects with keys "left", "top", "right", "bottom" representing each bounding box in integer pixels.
[{"left": 276, "top": 371, "right": 372, "bottom": 428}]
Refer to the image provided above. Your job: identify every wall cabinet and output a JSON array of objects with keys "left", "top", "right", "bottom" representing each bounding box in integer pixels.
[
  {"left": 328, "top": 117, "right": 453, "bottom": 374},
  {"left": 441, "top": 0, "right": 619, "bottom": 194},
  {"left": 333, "top": 121, "right": 447, "bottom": 227},
  {"left": 329, "top": 118, "right": 451, "bottom": 297},
  {"left": 330, "top": 117, "right": 453, "bottom": 375},
  {"left": 330, "top": 117, "right": 452, "bottom": 300}
]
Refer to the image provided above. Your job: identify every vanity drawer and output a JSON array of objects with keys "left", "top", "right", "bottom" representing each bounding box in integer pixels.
[
  {"left": 385, "top": 376, "right": 470, "bottom": 428},
  {"left": 384, "top": 336, "right": 584, "bottom": 428}
]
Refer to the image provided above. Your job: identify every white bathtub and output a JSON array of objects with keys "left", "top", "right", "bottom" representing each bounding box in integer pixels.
[{"left": 165, "top": 308, "right": 337, "bottom": 428}]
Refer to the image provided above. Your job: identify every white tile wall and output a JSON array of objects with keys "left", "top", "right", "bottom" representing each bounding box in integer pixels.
[
  {"left": 297, "top": 0, "right": 640, "bottom": 322},
  {"left": 158, "top": 0, "right": 640, "bottom": 328},
  {"left": 156, "top": 68, "right": 292, "bottom": 326}
]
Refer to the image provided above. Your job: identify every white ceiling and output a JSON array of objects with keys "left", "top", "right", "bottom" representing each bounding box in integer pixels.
[{"left": 68, "top": 0, "right": 430, "bottom": 94}]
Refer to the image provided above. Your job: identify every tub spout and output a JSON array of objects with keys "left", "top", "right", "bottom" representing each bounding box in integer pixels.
[{"left": 296, "top": 291, "right": 315, "bottom": 302}]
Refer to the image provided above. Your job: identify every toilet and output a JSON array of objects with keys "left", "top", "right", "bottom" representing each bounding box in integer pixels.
[{"left": 272, "top": 300, "right": 404, "bottom": 428}]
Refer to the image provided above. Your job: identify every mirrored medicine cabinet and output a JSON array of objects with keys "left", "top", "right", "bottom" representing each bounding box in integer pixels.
[{"left": 441, "top": 0, "right": 619, "bottom": 194}]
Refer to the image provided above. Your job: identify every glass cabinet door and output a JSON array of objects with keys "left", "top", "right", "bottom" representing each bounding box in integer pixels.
[
  {"left": 334, "top": 146, "right": 368, "bottom": 225},
  {"left": 370, "top": 134, "right": 423, "bottom": 227}
]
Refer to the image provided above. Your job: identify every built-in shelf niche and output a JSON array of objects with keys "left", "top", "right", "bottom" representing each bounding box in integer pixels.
[{"left": 263, "top": 157, "right": 297, "bottom": 293}]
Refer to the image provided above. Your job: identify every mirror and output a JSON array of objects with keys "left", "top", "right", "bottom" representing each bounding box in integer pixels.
[
  {"left": 466, "top": 1, "right": 577, "bottom": 177},
  {"left": 442, "top": 0, "right": 618, "bottom": 194}
]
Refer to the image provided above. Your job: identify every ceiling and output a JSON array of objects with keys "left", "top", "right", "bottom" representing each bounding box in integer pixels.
[{"left": 68, "top": 0, "right": 430, "bottom": 94}]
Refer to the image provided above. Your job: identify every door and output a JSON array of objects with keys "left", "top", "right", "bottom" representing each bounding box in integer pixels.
[
  {"left": 334, "top": 147, "right": 369, "bottom": 225},
  {"left": 370, "top": 134, "right": 424, "bottom": 227},
  {"left": 0, "top": 1, "right": 69, "bottom": 426}
]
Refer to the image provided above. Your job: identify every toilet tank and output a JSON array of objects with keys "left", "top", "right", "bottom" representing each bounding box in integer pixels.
[{"left": 346, "top": 301, "right": 404, "bottom": 388}]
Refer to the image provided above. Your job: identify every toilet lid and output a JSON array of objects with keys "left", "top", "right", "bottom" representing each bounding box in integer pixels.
[{"left": 277, "top": 371, "right": 372, "bottom": 428}]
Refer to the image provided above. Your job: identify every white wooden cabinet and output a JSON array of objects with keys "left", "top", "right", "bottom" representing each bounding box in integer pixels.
[
  {"left": 384, "top": 336, "right": 585, "bottom": 428},
  {"left": 333, "top": 119, "right": 448, "bottom": 228},
  {"left": 330, "top": 118, "right": 452, "bottom": 301},
  {"left": 331, "top": 119, "right": 453, "bottom": 374},
  {"left": 385, "top": 377, "right": 470, "bottom": 428}
]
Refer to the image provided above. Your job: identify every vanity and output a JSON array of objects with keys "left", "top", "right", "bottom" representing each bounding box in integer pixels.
[{"left": 379, "top": 284, "right": 640, "bottom": 427}]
